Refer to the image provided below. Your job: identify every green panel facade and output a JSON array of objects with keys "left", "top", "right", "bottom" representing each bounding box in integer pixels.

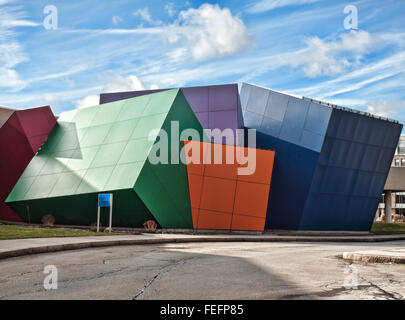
[
  {"left": 6, "top": 89, "right": 204, "bottom": 228},
  {"left": 134, "top": 91, "right": 207, "bottom": 228}
]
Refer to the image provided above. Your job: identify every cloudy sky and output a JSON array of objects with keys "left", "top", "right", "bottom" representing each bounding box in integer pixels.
[{"left": 1, "top": 0, "right": 405, "bottom": 127}]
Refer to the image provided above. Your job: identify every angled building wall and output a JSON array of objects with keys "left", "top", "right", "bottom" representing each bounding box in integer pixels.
[
  {"left": 302, "top": 108, "right": 402, "bottom": 230},
  {"left": 0, "top": 106, "right": 56, "bottom": 222},
  {"left": 240, "top": 83, "right": 402, "bottom": 231}
]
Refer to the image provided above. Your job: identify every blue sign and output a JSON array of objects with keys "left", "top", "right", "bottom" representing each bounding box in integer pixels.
[{"left": 98, "top": 193, "right": 111, "bottom": 207}]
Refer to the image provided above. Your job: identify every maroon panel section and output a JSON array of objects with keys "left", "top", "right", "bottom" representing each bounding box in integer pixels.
[
  {"left": 0, "top": 203, "right": 22, "bottom": 222},
  {"left": 16, "top": 106, "right": 57, "bottom": 153},
  {"left": 0, "top": 107, "right": 56, "bottom": 222}
]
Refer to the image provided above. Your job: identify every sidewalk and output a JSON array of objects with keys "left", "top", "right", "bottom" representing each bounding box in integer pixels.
[
  {"left": 343, "top": 248, "right": 405, "bottom": 264},
  {"left": 1, "top": 232, "right": 405, "bottom": 260}
]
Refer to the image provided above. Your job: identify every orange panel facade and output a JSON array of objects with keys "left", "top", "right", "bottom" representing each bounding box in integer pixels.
[{"left": 184, "top": 140, "right": 275, "bottom": 231}]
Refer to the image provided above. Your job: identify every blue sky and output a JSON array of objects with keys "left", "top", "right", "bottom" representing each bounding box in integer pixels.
[{"left": 1, "top": 0, "right": 405, "bottom": 127}]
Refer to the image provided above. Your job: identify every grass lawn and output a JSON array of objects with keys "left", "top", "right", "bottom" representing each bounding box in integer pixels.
[
  {"left": 370, "top": 222, "right": 405, "bottom": 235},
  {"left": 0, "top": 224, "right": 123, "bottom": 240}
]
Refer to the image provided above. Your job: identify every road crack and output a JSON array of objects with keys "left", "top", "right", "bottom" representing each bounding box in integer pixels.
[{"left": 132, "top": 255, "right": 199, "bottom": 300}]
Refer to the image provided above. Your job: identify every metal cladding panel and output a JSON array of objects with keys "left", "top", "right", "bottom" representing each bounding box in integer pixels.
[
  {"left": 260, "top": 116, "right": 283, "bottom": 137},
  {"left": 16, "top": 106, "right": 57, "bottom": 154},
  {"left": 282, "top": 96, "right": 309, "bottom": 129},
  {"left": 244, "top": 85, "right": 269, "bottom": 115},
  {"left": 240, "top": 83, "right": 331, "bottom": 152},
  {"left": 134, "top": 91, "right": 206, "bottom": 229},
  {"left": 254, "top": 131, "right": 319, "bottom": 230},
  {"left": 99, "top": 84, "right": 243, "bottom": 145},
  {"left": 304, "top": 102, "right": 332, "bottom": 135},
  {"left": 301, "top": 108, "right": 403, "bottom": 231},
  {"left": 264, "top": 91, "right": 289, "bottom": 121},
  {"left": 243, "top": 110, "right": 263, "bottom": 129},
  {"left": 184, "top": 140, "right": 274, "bottom": 231},
  {"left": 209, "top": 109, "right": 238, "bottom": 131},
  {"left": 7, "top": 189, "right": 154, "bottom": 227},
  {"left": 207, "top": 84, "right": 238, "bottom": 111}
]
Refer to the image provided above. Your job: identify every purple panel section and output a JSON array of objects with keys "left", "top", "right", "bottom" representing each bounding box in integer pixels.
[
  {"left": 209, "top": 110, "right": 238, "bottom": 131},
  {"left": 181, "top": 86, "right": 209, "bottom": 113},
  {"left": 208, "top": 84, "right": 238, "bottom": 111}
]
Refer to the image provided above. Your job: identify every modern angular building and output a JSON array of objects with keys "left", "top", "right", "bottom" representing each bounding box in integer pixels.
[
  {"left": 240, "top": 83, "right": 403, "bottom": 231},
  {"left": 3, "top": 83, "right": 402, "bottom": 232},
  {"left": 0, "top": 106, "right": 56, "bottom": 222}
]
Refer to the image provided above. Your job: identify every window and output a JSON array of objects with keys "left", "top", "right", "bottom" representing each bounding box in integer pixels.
[
  {"left": 396, "top": 194, "right": 405, "bottom": 204},
  {"left": 402, "top": 159, "right": 405, "bottom": 167},
  {"left": 397, "top": 139, "right": 405, "bottom": 155},
  {"left": 395, "top": 159, "right": 400, "bottom": 167}
]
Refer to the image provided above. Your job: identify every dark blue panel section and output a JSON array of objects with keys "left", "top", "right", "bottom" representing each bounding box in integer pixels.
[
  {"left": 301, "top": 109, "right": 403, "bottom": 231},
  {"left": 253, "top": 131, "right": 319, "bottom": 230}
]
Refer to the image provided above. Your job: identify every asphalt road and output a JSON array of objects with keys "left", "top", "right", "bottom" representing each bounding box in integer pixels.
[{"left": 0, "top": 241, "right": 404, "bottom": 300}]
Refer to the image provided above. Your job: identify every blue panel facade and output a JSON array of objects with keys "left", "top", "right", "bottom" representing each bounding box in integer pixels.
[
  {"left": 241, "top": 82, "right": 402, "bottom": 231},
  {"left": 255, "top": 132, "right": 319, "bottom": 229},
  {"left": 301, "top": 109, "right": 403, "bottom": 231},
  {"left": 240, "top": 83, "right": 332, "bottom": 153}
]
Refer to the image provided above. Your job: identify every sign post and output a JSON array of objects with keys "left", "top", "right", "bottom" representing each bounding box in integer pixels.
[{"left": 97, "top": 193, "right": 113, "bottom": 233}]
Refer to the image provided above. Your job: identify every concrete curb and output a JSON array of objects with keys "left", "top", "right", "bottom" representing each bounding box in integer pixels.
[
  {"left": 342, "top": 251, "right": 405, "bottom": 264},
  {"left": 1, "top": 234, "right": 405, "bottom": 261}
]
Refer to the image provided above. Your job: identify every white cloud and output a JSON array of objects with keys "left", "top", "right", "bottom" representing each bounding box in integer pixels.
[
  {"left": 1, "top": 19, "right": 40, "bottom": 27},
  {"left": 165, "top": 3, "right": 176, "bottom": 17},
  {"left": 0, "top": 6, "right": 30, "bottom": 91},
  {"left": 291, "top": 51, "right": 405, "bottom": 99},
  {"left": 284, "top": 30, "right": 377, "bottom": 77},
  {"left": 63, "top": 4, "right": 250, "bottom": 62},
  {"left": 112, "top": 16, "right": 123, "bottom": 25},
  {"left": 73, "top": 75, "right": 158, "bottom": 109},
  {"left": 133, "top": 7, "right": 152, "bottom": 23},
  {"left": 133, "top": 7, "right": 162, "bottom": 26},
  {"left": 74, "top": 95, "right": 100, "bottom": 109},
  {"left": 167, "top": 4, "right": 251, "bottom": 61},
  {"left": 104, "top": 75, "right": 147, "bottom": 92},
  {"left": 247, "top": 0, "right": 322, "bottom": 14},
  {"left": 367, "top": 100, "right": 405, "bottom": 120}
]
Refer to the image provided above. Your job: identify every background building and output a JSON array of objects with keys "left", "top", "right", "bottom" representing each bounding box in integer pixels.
[{"left": 378, "top": 136, "right": 405, "bottom": 222}]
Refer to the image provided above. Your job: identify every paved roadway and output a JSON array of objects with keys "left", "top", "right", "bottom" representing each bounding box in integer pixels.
[{"left": 0, "top": 241, "right": 404, "bottom": 300}]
